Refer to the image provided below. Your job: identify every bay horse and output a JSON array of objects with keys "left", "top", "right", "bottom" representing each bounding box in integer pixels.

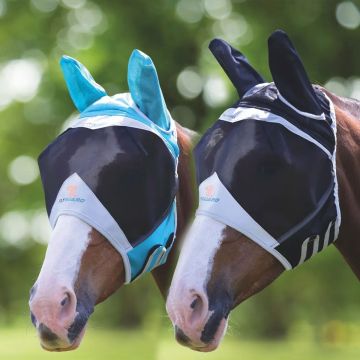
[
  {"left": 29, "top": 50, "right": 195, "bottom": 351},
  {"left": 166, "top": 30, "right": 360, "bottom": 352}
]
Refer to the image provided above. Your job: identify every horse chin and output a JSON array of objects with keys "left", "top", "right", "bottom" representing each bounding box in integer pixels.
[
  {"left": 177, "top": 317, "right": 228, "bottom": 353},
  {"left": 40, "top": 326, "right": 86, "bottom": 352},
  {"left": 197, "top": 317, "right": 228, "bottom": 352}
]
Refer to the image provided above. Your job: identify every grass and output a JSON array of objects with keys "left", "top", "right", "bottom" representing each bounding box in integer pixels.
[{"left": 0, "top": 326, "right": 359, "bottom": 360}]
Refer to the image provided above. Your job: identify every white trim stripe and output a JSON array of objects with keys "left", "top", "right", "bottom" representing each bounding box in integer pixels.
[
  {"left": 196, "top": 172, "right": 292, "bottom": 270},
  {"left": 68, "top": 114, "right": 178, "bottom": 160},
  {"left": 277, "top": 92, "right": 326, "bottom": 120},
  {"left": 298, "top": 237, "right": 311, "bottom": 265},
  {"left": 213, "top": 92, "right": 340, "bottom": 268},
  {"left": 312, "top": 235, "right": 320, "bottom": 257},
  {"left": 49, "top": 172, "right": 133, "bottom": 283},
  {"left": 70, "top": 115, "right": 161, "bottom": 136},
  {"left": 219, "top": 107, "right": 332, "bottom": 159},
  {"left": 322, "top": 221, "right": 332, "bottom": 250},
  {"left": 322, "top": 92, "right": 341, "bottom": 241}
]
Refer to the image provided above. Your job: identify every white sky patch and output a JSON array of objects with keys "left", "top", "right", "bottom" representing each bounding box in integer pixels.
[
  {"left": 350, "top": 78, "right": 360, "bottom": 100},
  {"left": 336, "top": 1, "right": 360, "bottom": 29},
  {"left": 212, "top": 14, "right": 252, "bottom": 45},
  {"left": 176, "top": 68, "right": 203, "bottom": 99},
  {"left": 0, "top": 209, "right": 51, "bottom": 246},
  {"left": 0, "top": 0, "right": 7, "bottom": 17},
  {"left": 8, "top": 155, "right": 39, "bottom": 186},
  {"left": 203, "top": 0, "right": 232, "bottom": 20},
  {"left": 67, "top": 28, "right": 94, "bottom": 50},
  {"left": 62, "top": 0, "right": 87, "bottom": 9},
  {"left": 0, "top": 211, "right": 30, "bottom": 246},
  {"left": 58, "top": 2, "right": 106, "bottom": 51},
  {"left": 31, "top": 0, "right": 59, "bottom": 13},
  {"left": 31, "top": 211, "right": 52, "bottom": 245},
  {"left": 203, "top": 75, "right": 230, "bottom": 107},
  {"left": 73, "top": 2, "right": 103, "bottom": 31},
  {"left": 324, "top": 77, "right": 360, "bottom": 100},
  {"left": 0, "top": 58, "right": 43, "bottom": 111},
  {"left": 175, "top": 0, "right": 204, "bottom": 24},
  {"left": 60, "top": 112, "right": 79, "bottom": 133}
]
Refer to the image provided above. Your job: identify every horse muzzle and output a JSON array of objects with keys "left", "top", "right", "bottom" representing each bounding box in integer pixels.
[
  {"left": 166, "top": 286, "right": 230, "bottom": 352},
  {"left": 29, "top": 283, "right": 93, "bottom": 351}
]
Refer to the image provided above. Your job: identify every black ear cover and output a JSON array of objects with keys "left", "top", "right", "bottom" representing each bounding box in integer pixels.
[
  {"left": 209, "top": 38, "right": 264, "bottom": 98},
  {"left": 268, "top": 30, "right": 322, "bottom": 115}
]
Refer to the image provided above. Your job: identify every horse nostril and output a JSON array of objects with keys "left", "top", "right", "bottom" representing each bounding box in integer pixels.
[
  {"left": 175, "top": 325, "right": 191, "bottom": 346},
  {"left": 38, "top": 323, "right": 59, "bottom": 343},
  {"left": 189, "top": 294, "right": 207, "bottom": 326},
  {"left": 191, "top": 296, "right": 199, "bottom": 309},
  {"left": 60, "top": 293, "right": 70, "bottom": 307}
]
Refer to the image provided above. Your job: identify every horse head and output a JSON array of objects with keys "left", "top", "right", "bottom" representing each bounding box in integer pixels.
[
  {"left": 166, "top": 30, "right": 340, "bottom": 351},
  {"left": 29, "top": 50, "right": 189, "bottom": 351}
]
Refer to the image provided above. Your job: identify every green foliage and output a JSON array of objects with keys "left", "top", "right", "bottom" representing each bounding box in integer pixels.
[{"left": 0, "top": 0, "right": 359, "bottom": 341}]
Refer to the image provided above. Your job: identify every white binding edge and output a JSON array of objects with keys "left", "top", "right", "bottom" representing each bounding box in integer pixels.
[
  {"left": 277, "top": 91, "right": 326, "bottom": 120},
  {"left": 52, "top": 209, "right": 132, "bottom": 283},
  {"left": 242, "top": 83, "right": 270, "bottom": 98},
  {"left": 69, "top": 113, "right": 178, "bottom": 161},
  {"left": 322, "top": 92, "right": 341, "bottom": 240},
  {"left": 219, "top": 107, "right": 332, "bottom": 159},
  {"left": 196, "top": 172, "right": 292, "bottom": 269},
  {"left": 197, "top": 212, "right": 292, "bottom": 270},
  {"left": 216, "top": 91, "right": 340, "bottom": 262},
  {"left": 49, "top": 173, "right": 133, "bottom": 283},
  {"left": 70, "top": 115, "right": 165, "bottom": 138}
]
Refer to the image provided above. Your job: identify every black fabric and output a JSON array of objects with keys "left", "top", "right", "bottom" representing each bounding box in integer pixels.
[
  {"left": 38, "top": 127, "right": 177, "bottom": 245},
  {"left": 268, "top": 30, "right": 323, "bottom": 115},
  {"left": 195, "top": 83, "right": 337, "bottom": 267},
  {"left": 209, "top": 38, "right": 264, "bottom": 98}
]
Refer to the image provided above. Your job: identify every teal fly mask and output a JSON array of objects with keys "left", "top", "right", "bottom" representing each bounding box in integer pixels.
[{"left": 38, "top": 50, "right": 179, "bottom": 283}]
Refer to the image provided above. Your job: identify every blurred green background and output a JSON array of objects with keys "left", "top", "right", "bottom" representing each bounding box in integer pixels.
[{"left": 0, "top": 0, "right": 359, "bottom": 358}]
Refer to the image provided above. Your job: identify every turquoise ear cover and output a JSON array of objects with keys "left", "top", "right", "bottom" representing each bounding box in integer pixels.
[
  {"left": 127, "top": 50, "right": 171, "bottom": 130},
  {"left": 60, "top": 55, "right": 107, "bottom": 112}
]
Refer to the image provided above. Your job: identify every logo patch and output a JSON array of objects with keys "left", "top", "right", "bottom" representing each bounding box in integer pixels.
[
  {"left": 200, "top": 184, "right": 220, "bottom": 203},
  {"left": 58, "top": 184, "right": 85, "bottom": 203},
  {"left": 205, "top": 185, "right": 215, "bottom": 197},
  {"left": 67, "top": 184, "right": 78, "bottom": 197}
]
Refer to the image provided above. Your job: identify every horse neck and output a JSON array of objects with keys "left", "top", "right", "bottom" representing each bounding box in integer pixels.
[
  {"left": 328, "top": 90, "right": 360, "bottom": 279},
  {"left": 151, "top": 123, "right": 196, "bottom": 298}
]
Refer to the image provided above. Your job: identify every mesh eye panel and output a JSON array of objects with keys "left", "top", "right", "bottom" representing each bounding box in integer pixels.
[
  {"left": 194, "top": 83, "right": 339, "bottom": 268},
  {"left": 39, "top": 126, "right": 177, "bottom": 244}
]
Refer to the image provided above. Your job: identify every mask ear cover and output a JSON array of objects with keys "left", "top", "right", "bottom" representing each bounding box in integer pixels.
[
  {"left": 268, "top": 30, "right": 322, "bottom": 115},
  {"left": 127, "top": 49, "right": 171, "bottom": 131},
  {"left": 209, "top": 38, "right": 264, "bottom": 98},
  {"left": 60, "top": 55, "right": 107, "bottom": 112}
]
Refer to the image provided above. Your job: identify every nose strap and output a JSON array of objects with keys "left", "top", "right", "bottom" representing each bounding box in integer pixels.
[
  {"left": 196, "top": 172, "right": 292, "bottom": 269},
  {"left": 277, "top": 182, "right": 334, "bottom": 244},
  {"left": 131, "top": 232, "right": 175, "bottom": 281}
]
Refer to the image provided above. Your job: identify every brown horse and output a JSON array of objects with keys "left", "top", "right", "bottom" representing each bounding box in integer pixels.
[
  {"left": 166, "top": 30, "right": 360, "bottom": 352},
  {"left": 29, "top": 52, "right": 195, "bottom": 352}
]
